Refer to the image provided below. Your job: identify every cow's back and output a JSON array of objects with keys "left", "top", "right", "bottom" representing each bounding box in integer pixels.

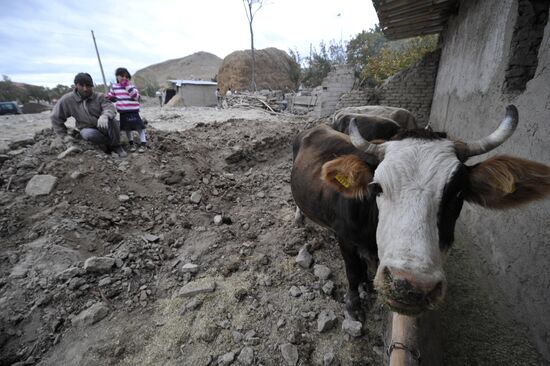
[{"left": 333, "top": 105, "right": 418, "bottom": 131}]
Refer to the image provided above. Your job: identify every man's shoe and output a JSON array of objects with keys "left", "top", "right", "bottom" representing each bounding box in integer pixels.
[
  {"left": 113, "top": 146, "right": 127, "bottom": 158},
  {"left": 128, "top": 144, "right": 137, "bottom": 152}
]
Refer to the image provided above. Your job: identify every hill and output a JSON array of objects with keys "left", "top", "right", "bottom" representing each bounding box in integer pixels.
[{"left": 133, "top": 51, "right": 222, "bottom": 92}]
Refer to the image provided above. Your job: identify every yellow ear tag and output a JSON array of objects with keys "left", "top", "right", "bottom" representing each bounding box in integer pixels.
[{"left": 335, "top": 173, "right": 351, "bottom": 189}]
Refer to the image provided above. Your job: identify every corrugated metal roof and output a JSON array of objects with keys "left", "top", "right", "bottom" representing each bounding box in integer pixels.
[
  {"left": 374, "top": 0, "right": 458, "bottom": 40},
  {"left": 168, "top": 80, "right": 217, "bottom": 86}
]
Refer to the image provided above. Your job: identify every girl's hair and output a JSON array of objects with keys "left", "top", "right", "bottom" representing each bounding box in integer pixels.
[{"left": 115, "top": 67, "right": 131, "bottom": 79}]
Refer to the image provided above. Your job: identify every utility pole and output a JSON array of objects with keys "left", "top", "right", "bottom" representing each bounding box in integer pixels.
[{"left": 91, "top": 30, "right": 108, "bottom": 92}]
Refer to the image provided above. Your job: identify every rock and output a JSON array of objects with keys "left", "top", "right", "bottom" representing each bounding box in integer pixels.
[
  {"left": 314, "top": 264, "right": 331, "bottom": 281},
  {"left": 217, "top": 351, "right": 235, "bottom": 365},
  {"left": 70, "top": 171, "right": 83, "bottom": 179},
  {"left": 323, "top": 352, "right": 339, "bottom": 366},
  {"left": 289, "top": 286, "right": 302, "bottom": 297},
  {"left": 67, "top": 277, "right": 86, "bottom": 290},
  {"left": 57, "top": 267, "right": 84, "bottom": 280},
  {"left": 317, "top": 310, "right": 337, "bottom": 332},
  {"left": 142, "top": 233, "right": 159, "bottom": 242},
  {"left": 280, "top": 343, "right": 298, "bottom": 366},
  {"left": 118, "top": 194, "right": 130, "bottom": 202},
  {"left": 98, "top": 277, "right": 112, "bottom": 287},
  {"left": 176, "top": 280, "right": 216, "bottom": 297},
  {"left": 190, "top": 191, "right": 202, "bottom": 204},
  {"left": 25, "top": 174, "right": 58, "bottom": 196},
  {"left": 181, "top": 263, "right": 199, "bottom": 274},
  {"left": 57, "top": 145, "right": 82, "bottom": 159},
  {"left": 295, "top": 247, "right": 313, "bottom": 269},
  {"left": 9, "top": 138, "right": 35, "bottom": 150},
  {"left": 71, "top": 302, "right": 110, "bottom": 327},
  {"left": 84, "top": 256, "right": 115, "bottom": 273},
  {"left": 322, "top": 280, "right": 335, "bottom": 295},
  {"left": 238, "top": 347, "right": 254, "bottom": 365},
  {"left": 163, "top": 171, "right": 184, "bottom": 185},
  {"left": 213, "top": 214, "right": 223, "bottom": 225},
  {"left": 342, "top": 318, "right": 362, "bottom": 338}
]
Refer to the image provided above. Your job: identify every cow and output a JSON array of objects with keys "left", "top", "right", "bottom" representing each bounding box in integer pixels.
[
  {"left": 332, "top": 105, "right": 419, "bottom": 132},
  {"left": 291, "top": 105, "right": 550, "bottom": 319}
]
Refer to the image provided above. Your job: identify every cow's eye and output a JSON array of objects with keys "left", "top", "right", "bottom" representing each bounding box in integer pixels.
[{"left": 369, "top": 182, "right": 383, "bottom": 197}]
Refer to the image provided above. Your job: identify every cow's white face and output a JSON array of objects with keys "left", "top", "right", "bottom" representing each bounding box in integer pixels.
[{"left": 372, "top": 138, "right": 461, "bottom": 314}]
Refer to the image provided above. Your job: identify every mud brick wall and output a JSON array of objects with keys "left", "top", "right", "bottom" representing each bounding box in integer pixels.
[
  {"left": 311, "top": 65, "right": 356, "bottom": 118},
  {"left": 336, "top": 49, "right": 441, "bottom": 126}
]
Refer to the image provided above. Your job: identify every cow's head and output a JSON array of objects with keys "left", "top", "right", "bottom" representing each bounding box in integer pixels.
[{"left": 322, "top": 105, "right": 550, "bottom": 315}]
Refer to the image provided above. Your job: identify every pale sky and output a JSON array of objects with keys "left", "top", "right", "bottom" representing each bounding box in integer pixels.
[{"left": 0, "top": 0, "right": 379, "bottom": 88}]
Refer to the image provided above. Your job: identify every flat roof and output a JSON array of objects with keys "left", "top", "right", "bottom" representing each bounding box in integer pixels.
[
  {"left": 374, "top": 0, "right": 458, "bottom": 40},
  {"left": 168, "top": 80, "right": 217, "bottom": 86}
]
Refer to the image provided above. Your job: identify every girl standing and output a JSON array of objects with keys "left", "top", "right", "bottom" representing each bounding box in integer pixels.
[{"left": 107, "top": 67, "right": 147, "bottom": 152}]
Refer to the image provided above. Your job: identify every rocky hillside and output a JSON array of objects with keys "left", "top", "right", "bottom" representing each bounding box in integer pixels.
[
  {"left": 217, "top": 48, "right": 300, "bottom": 93},
  {"left": 133, "top": 51, "right": 222, "bottom": 90}
]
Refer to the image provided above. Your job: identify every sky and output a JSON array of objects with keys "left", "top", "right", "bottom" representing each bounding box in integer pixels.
[{"left": 0, "top": 0, "right": 379, "bottom": 88}]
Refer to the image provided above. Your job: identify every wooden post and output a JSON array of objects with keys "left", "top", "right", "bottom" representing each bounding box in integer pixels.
[
  {"left": 386, "top": 310, "right": 443, "bottom": 366},
  {"left": 91, "top": 30, "right": 108, "bottom": 93},
  {"left": 389, "top": 313, "right": 420, "bottom": 366}
]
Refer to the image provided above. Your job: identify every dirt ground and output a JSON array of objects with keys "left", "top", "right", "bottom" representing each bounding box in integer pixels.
[{"left": 0, "top": 104, "right": 544, "bottom": 366}]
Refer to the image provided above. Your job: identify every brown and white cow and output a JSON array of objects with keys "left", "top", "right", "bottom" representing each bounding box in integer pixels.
[
  {"left": 291, "top": 105, "right": 550, "bottom": 318},
  {"left": 333, "top": 105, "right": 419, "bottom": 132}
]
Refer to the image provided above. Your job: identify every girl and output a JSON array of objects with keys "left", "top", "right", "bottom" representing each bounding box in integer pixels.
[{"left": 107, "top": 67, "right": 147, "bottom": 152}]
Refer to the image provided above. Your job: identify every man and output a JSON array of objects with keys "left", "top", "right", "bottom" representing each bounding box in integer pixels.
[
  {"left": 51, "top": 72, "right": 127, "bottom": 157},
  {"left": 215, "top": 87, "right": 222, "bottom": 109},
  {"left": 155, "top": 90, "right": 163, "bottom": 107}
]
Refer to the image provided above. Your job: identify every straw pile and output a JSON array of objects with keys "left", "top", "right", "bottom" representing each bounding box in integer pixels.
[{"left": 217, "top": 48, "right": 298, "bottom": 93}]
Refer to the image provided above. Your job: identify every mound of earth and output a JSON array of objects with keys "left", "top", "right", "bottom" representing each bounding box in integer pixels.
[
  {"left": 217, "top": 48, "right": 299, "bottom": 93},
  {"left": 133, "top": 51, "right": 222, "bottom": 90}
]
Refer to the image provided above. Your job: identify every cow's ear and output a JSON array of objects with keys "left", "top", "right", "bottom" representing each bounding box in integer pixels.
[
  {"left": 321, "top": 154, "right": 373, "bottom": 199},
  {"left": 464, "top": 155, "right": 550, "bottom": 209}
]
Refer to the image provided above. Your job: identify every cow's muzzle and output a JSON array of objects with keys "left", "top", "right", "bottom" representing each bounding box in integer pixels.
[{"left": 375, "top": 266, "right": 446, "bottom": 315}]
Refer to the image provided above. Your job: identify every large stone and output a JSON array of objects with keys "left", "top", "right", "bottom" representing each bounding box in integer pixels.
[
  {"left": 190, "top": 191, "right": 202, "bottom": 204},
  {"left": 237, "top": 347, "right": 254, "bottom": 365},
  {"left": 84, "top": 257, "right": 115, "bottom": 273},
  {"left": 317, "top": 309, "right": 338, "bottom": 332},
  {"left": 280, "top": 343, "right": 298, "bottom": 366},
  {"left": 25, "top": 175, "right": 58, "bottom": 196},
  {"left": 72, "top": 302, "right": 110, "bottom": 327},
  {"left": 176, "top": 280, "right": 216, "bottom": 298},
  {"left": 314, "top": 264, "right": 331, "bottom": 281},
  {"left": 342, "top": 318, "right": 362, "bottom": 338},
  {"left": 295, "top": 247, "right": 313, "bottom": 269}
]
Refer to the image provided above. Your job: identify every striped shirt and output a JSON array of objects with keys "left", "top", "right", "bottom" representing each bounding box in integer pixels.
[{"left": 107, "top": 83, "right": 140, "bottom": 112}]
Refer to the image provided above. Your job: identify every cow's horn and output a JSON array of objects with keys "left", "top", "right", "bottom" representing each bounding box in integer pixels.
[
  {"left": 457, "top": 105, "right": 519, "bottom": 159},
  {"left": 349, "top": 118, "right": 384, "bottom": 158}
]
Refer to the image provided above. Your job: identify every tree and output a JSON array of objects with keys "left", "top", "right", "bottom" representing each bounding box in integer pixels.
[
  {"left": 361, "top": 34, "right": 438, "bottom": 85},
  {"left": 242, "top": 0, "right": 264, "bottom": 92},
  {"left": 346, "top": 25, "right": 386, "bottom": 84}
]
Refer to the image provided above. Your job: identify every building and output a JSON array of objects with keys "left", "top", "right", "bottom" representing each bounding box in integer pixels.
[{"left": 167, "top": 79, "right": 218, "bottom": 107}]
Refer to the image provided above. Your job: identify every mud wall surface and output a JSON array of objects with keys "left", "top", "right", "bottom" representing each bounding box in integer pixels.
[{"left": 430, "top": 0, "right": 550, "bottom": 360}]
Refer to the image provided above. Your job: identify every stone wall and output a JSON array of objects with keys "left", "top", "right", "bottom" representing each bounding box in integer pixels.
[
  {"left": 310, "top": 65, "right": 355, "bottom": 118},
  {"left": 335, "top": 49, "right": 441, "bottom": 126}
]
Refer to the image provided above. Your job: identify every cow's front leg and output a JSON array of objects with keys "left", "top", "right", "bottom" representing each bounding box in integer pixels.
[{"left": 338, "top": 241, "right": 367, "bottom": 321}]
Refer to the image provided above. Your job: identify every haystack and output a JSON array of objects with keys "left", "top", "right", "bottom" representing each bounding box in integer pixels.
[
  {"left": 165, "top": 94, "right": 185, "bottom": 107},
  {"left": 217, "top": 48, "right": 299, "bottom": 93}
]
